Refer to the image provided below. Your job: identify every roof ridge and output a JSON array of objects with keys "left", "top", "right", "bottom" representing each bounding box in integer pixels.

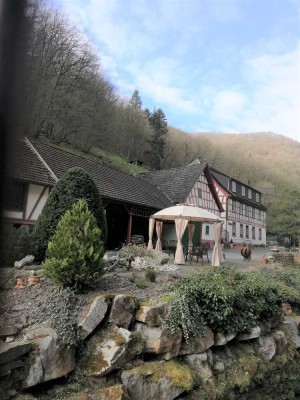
[{"left": 25, "top": 137, "right": 58, "bottom": 182}]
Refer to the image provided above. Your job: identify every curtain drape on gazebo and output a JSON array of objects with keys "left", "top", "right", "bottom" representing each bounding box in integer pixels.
[
  {"left": 174, "top": 219, "right": 188, "bottom": 264},
  {"left": 211, "top": 222, "right": 224, "bottom": 266},
  {"left": 155, "top": 221, "right": 163, "bottom": 252},
  {"left": 147, "top": 218, "right": 155, "bottom": 249},
  {"left": 187, "top": 223, "right": 195, "bottom": 247}
]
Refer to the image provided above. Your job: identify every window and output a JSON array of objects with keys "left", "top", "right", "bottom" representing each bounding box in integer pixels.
[
  {"left": 246, "top": 225, "right": 249, "bottom": 238},
  {"left": 198, "top": 188, "right": 202, "bottom": 198},
  {"left": 252, "top": 226, "right": 255, "bottom": 239},
  {"left": 242, "top": 204, "right": 245, "bottom": 215},
  {"left": 256, "top": 193, "right": 260, "bottom": 202},
  {"left": 232, "top": 201, "right": 235, "bottom": 211},
  {"left": 232, "top": 222, "right": 236, "bottom": 237},
  {"left": 242, "top": 186, "right": 245, "bottom": 196},
  {"left": 258, "top": 210, "right": 261, "bottom": 220},
  {"left": 240, "top": 224, "right": 243, "bottom": 237},
  {"left": 248, "top": 189, "right": 252, "bottom": 199},
  {"left": 205, "top": 225, "right": 209, "bottom": 235},
  {"left": 259, "top": 228, "right": 262, "bottom": 240},
  {"left": 252, "top": 207, "right": 255, "bottom": 218},
  {"left": 232, "top": 181, "right": 236, "bottom": 192}
]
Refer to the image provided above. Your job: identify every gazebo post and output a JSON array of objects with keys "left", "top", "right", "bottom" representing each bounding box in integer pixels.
[{"left": 126, "top": 212, "right": 132, "bottom": 245}]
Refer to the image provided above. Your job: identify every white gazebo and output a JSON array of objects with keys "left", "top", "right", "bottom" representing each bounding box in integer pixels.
[{"left": 148, "top": 203, "right": 223, "bottom": 266}]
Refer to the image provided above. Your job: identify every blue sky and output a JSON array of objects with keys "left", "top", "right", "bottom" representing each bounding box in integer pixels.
[{"left": 49, "top": 0, "right": 299, "bottom": 142}]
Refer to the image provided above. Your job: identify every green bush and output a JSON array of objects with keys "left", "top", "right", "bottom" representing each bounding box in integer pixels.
[
  {"left": 33, "top": 167, "right": 107, "bottom": 261},
  {"left": 42, "top": 199, "right": 106, "bottom": 292},
  {"left": 0, "top": 225, "right": 35, "bottom": 266},
  {"left": 146, "top": 268, "right": 157, "bottom": 282},
  {"left": 164, "top": 267, "right": 300, "bottom": 342}
]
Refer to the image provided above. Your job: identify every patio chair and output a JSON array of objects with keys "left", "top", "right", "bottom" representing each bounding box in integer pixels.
[{"left": 184, "top": 245, "right": 202, "bottom": 264}]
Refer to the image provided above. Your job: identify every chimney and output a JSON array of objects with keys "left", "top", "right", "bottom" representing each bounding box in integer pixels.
[{"left": 247, "top": 179, "right": 251, "bottom": 186}]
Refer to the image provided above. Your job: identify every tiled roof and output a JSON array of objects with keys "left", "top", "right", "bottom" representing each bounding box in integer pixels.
[
  {"left": 139, "top": 163, "right": 207, "bottom": 203},
  {"left": 210, "top": 167, "right": 267, "bottom": 210},
  {"left": 8, "top": 140, "right": 56, "bottom": 187},
  {"left": 27, "top": 139, "right": 171, "bottom": 210}
]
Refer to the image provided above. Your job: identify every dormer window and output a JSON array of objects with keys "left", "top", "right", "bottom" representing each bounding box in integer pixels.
[
  {"left": 256, "top": 193, "right": 260, "bottom": 202},
  {"left": 242, "top": 186, "right": 245, "bottom": 196},
  {"left": 232, "top": 181, "right": 236, "bottom": 192},
  {"left": 248, "top": 189, "right": 252, "bottom": 199}
]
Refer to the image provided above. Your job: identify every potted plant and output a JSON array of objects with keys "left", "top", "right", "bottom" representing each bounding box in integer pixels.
[{"left": 229, "top": 239, "right": 234, "bottom": 249}]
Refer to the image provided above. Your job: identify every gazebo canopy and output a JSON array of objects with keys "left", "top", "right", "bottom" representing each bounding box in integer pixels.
[{"left": 151, "top": 203, "right": 221, "bottom": 222}]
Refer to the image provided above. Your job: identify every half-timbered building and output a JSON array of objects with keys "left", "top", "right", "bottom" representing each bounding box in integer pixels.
[
  {"left": 4, "top": 138, "right": 267, "bottom": 248},
  {"left": 209, "top": 166, "right": 267, "bottom": 246}
]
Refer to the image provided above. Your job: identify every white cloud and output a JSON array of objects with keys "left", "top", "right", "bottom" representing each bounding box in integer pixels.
[{"left": 209, "top": 47, "right": 300, "bottom": 141}]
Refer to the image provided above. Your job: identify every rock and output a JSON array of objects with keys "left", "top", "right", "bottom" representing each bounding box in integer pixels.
[
  {"left": 14, "top": 255, "right": 35, "bottom": 269},
  {"left": 183, "top": 352, "right": 213, "bottom": 384},
  {"left": 179, "top": 327, "right": 214, "bottom": 355},
  {"left": 0, "top": 326, "right": 18, "bottom": 337},
  {"left": 280, "top": 316, "right": 300, "bottom": 348},
  {"left": 271, "top": 331, "right": 288, "bottom": 355},
  {"left": 78, "top": 295, "right": 108, "bottom": 340},
  {"left": 135, "top": 323, "right": 182, "bottom": 360},
  {"left": 0, "top": 359, "right": 25, "bottom": 376},
  {"left": 95, "top": 385, "right": 131, "bottom": 400},
  {"left": 121, "top": 360, "right": 194, "bottom": 400},
  {"left": 23, "top": 264, "right": 41, "bottom": 271},
  {"left": 0, "top": 341, "right": 31, "bottom": 365},
  {"left": 213, "top": 360, "right": 225, "bottom": 374},
  {"left": 214, "top": 332, "right": 236, "bottom": 346},
  {"left": 83, "top": 325, "right": 143, "bottom": 377},
  {"left": 254, "top": 335, "right": 276, "bottom": 361},
  {"left": 23, "top": 326, "right": 75, "bottom": 388},
  {"left": 135, "top": 303, "right": 168, "bottom": 327},
  {"left": 237, "top": 326, "right": 261, "bottom": 341},
  {"left": 109, "top": 295, "right": 137, "bottom": 329}
]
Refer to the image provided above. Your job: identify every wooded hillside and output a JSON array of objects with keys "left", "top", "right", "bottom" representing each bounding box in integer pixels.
[{"left": 19, "top": 2, "right": 299, "bottom": 241}]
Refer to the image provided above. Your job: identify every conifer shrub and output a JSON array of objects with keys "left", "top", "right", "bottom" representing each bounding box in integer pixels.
[
  {"left": 42, "top": 199, "right": 106, "bottom": 292},
  {"left": 33, "top": 167, "right": 107, "bottom": 261}
]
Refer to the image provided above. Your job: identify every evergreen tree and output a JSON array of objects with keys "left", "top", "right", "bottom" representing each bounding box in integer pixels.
[
  {"left": 145, "top": 108, "right": 168, "bottom": 169},
  {"left": 129, "top": 89, "right": 142, "bottom": 109},
  {"left": 33, "top": 167, "right": 107, "bottom": 261},
  {"left": 43, "top": 199, "right": 106, "bottom": 291}
]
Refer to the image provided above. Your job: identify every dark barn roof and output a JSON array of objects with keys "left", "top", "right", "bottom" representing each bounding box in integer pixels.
[
  {"left": 8, "top": 140, "right": 56, "bottom": 187},
  {"left": 14, "top": 139, "right": 172, "bottom": 211}
]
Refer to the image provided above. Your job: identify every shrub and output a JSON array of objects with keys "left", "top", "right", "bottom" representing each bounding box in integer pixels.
[
  {"left": 0, "top": 225, "right": 35, "bottom": 266},
  {"left": 33, "top": 167, "right": 107, "bottom": 261},
  {"left": 118, "top": 244, "right": 149, "bottom": 260},
  {"left": 164, "top": 267, "right": 300, "bottom": 342},
  {"left": 146, "top": 268, "right": 157, "bottom": 282},
  {"left": 42, "top": 199, "right": 106, "bottom": 292}
]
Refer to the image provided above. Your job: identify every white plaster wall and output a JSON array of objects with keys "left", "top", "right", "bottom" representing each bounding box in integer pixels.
[
  {"left": 25, "top": 184, "right": 49, "bottom": 220},
  {"left": 3, "top": 210, "right": 23, "bottom": 219}
]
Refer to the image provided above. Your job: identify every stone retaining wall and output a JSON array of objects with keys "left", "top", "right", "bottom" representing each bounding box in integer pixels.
[{"left": 1, "top": 293, "right": 300, "bottom": 400}]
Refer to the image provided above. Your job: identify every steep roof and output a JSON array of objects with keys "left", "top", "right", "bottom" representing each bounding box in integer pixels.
[
  {"left": 139, "top": 163, "right": 206, "bottom": 203},
  {"left": 12, "top": 139, "right": 172, "bottom": 210},
  {"left": 210, "top": 167, "right": 267, "bottom": 210},
  {"left": 8, "top": 139, "right": 56, "bottom": 187},
  {"left": 139, "top": 161, "right": 223, "bottom": 211}
]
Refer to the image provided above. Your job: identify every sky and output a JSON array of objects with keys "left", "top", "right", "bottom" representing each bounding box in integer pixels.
[{"left": 49, "top": 0, "right": 300, "bottom": 142}]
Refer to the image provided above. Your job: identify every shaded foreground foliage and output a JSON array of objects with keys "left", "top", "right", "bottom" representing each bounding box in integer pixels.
[{"left": 164, "top": 267, "right": 300, "bottom": 342}]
